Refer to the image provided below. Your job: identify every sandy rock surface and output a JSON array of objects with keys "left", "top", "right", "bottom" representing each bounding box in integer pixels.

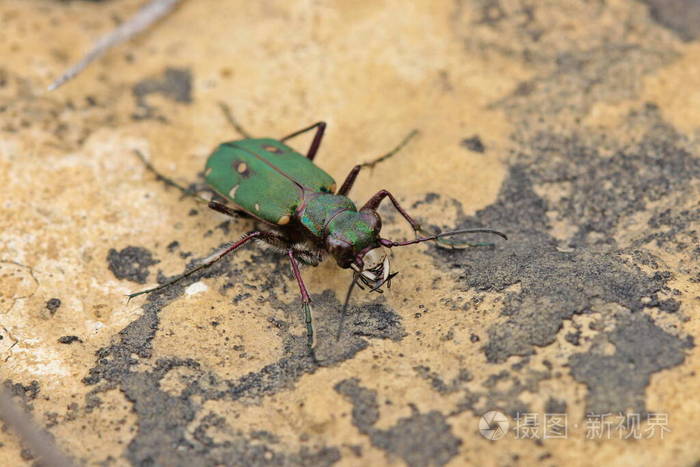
[{"left": 1, "top": 0, "right": 699, "bottom": 465}]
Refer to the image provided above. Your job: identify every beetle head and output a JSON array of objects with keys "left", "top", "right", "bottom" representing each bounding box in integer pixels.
[{"left": 325, "top": 212, "right": 394, "bottom": 290}]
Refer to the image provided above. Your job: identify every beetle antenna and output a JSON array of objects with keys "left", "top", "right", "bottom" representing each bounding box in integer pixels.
[
  {"left": 335, "top": 275, "right": 359, "bottom": 341},
  {"left": 359, "top": 129, "right": 419, "bottom": 169},
  {"left": 218, "top": 102, "right": 254, "bottom": 139},
  {"left": 380, "top": 228, "right": 507, "bottom": 249}
]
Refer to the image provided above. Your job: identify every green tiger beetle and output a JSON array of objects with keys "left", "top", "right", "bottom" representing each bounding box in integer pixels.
[{"left": 128, "top": 104, "right": 507, "bottom": 349}]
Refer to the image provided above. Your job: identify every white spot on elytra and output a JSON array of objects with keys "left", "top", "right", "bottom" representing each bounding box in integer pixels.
[
  {"left": 229, "top": 185, "right": 239, "bottom": 199},
  {"left": 255, "top": 203, "right": 260, "bottom": 211}
]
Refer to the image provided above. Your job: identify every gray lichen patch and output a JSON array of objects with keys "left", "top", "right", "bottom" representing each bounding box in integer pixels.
[
  {"left": 424, "top": 118, "right": 695, "bottom": 413},
  {"left": 569, "top": 312, "right": 693, "bottom": 414},
  {"left": 335, "top": 378, "right": 461, "bottom": 467},
  {"left": 83, "top": 237, "right": 405, "bottom": 464},
  {"left": 421, "top": 0, "right": 699, "bottom": 420},
  {"left": 132, "top": 67, "right": 193, "bottom": 120},
  {"left": 107, "top": 246, "right": 159, "bottom": 284},
  {"left": 641, "top": 0, "right": 700, "bottom": 42}
]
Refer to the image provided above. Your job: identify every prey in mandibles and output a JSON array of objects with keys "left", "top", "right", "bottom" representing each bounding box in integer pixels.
[{"left": 128, "top": 104, "right": 507, "bottom": 350}]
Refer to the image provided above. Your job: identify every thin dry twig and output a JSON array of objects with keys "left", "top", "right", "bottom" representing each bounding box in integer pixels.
[{"left": 48, "top": 0, "right": 183, "bottom": 91}]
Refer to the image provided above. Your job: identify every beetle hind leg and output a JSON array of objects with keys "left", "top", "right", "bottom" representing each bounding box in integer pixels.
[
  {"left": 208, "top": 200, "right": 248, "bottom": 219},
  {"left": 127, "top": 231, "right": 264, "bottom": 301},
  {"left": 134, "top": 150, "right": 212, "bottom": 206}
]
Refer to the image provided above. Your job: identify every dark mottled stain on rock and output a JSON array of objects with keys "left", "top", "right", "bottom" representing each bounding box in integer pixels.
[
  {"left": 57, "top": 335, "right": 82, "bottom": 344},
  {"left": 569, "top": 312, "right": 692, "bottom": 414},
  {"left": 642, "top": 0, "right": 700, "bottom": 41},
  {"left": 2, "top": 380, "right": 40, "bottom": 414},
  {"left": 335, "top": 379, "right": 461, "bottom": 467},
  {"left": 414, "top": 365, "right": 472, "bottom": 395},
  {"left": 3, "top": 380, "right": 39, "bottom": 403},
  {"left": 517, "top": 107, "right": 700, "bottom": 247},
  {"left": 565, "top": 329, "right": 581, "bottom": 346},
  {"left": 449, "top": 369, "right": 547, "bottom": 419},
  {"left": 461, "top": 135, "right": 485, "bottom": 153},
  {"left": 90, "top": 241, "right": 403, "bottom": 464},
  {"left": 132, "top": 67, "right": 192, "bottom": 120},
  {"left": 191, "top": 412, "right": 340, "bottom": 466},
  {"left": 424, "top": 117, "right": 694, "bottom": 409},
  {"left": 46, "top": 297, "right": 61, "bottom": 314},
  {"left": 544, "top": 397, "right": 567, "bottom": 415},
  {"left": 641, "top": 207, "right": 700, "bottom": 285},
  {"left": 107, "top": 246, "right": 159, "bottom": 284},
  {"left": 430, "top": 1, "right": 697, "bottom": 418},
  {"left": 429, "top": 152, "right": 679, "bottom": 364}
]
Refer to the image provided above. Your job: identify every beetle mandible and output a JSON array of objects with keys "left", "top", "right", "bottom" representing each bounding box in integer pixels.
[{"left": 128, "top": 104, "right": 507, "bottom": 349}]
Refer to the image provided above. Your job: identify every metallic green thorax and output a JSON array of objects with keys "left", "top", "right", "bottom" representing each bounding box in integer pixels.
[
  {"left": 300, "top": 192, "right": 381, "bottom": 255},
  {"left": 299, "top": 193, "right": 355, "bottom": 237}
]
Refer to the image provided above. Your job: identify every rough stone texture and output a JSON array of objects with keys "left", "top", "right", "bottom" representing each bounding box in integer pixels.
[{"left": 1, "top": 0, "right": 699, "bottom": 466}]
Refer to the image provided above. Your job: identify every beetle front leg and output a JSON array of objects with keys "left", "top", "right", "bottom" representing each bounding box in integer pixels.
[
  {"left": 362, "top": 190, "right": 423, "bottom": 231},
  {"left": 362, "top": 190, "right": 489, "bottom": 249},
  {"left": 287, "top": 250, "right": 316, "bottom": 349}
]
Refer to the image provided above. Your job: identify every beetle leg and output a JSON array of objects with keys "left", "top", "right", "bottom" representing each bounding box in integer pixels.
[
  {"left": 278, "top": 121, "right": 327, "bottom": 161},
  {"left": 362, "top": 190, "right": 488, "bottom": 249},
  {"left": 287, "top": 250, "right": 316, "bottom": 349},
  {"left": 134, "top": 150, "right": 213, "bottom": 206},
  {"left": 362, "top": 190, "right": 423, "bottom": 230},
  {"left": 208, "top": 200, "right": 247, "bottom": 219},
  {"left": 336, "top": 130, "right": 419, "bottom": 196},
  {"left": 336, "top": 165, "right": 362, "bottom": 196},
  {"left": 127, "top": 231, "right": 263, "bottom": 301}
]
